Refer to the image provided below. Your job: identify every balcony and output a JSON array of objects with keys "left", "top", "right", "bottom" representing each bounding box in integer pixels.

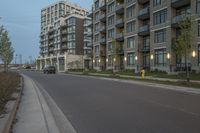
[
  {"left": 88, "top": 10, "right": 93, "bottom": 18},
  {"left": 138, "top": 7, "right": 150, "bottom": 20},
  {"left": 61, "top": 30, "right": 67, "bottom": 35},
  {"left": 48, "top": 35, "right": 54, "bottom": 40},
  {"left": 100, "top": 13, "right": 106, "bottom": 22},
  {"left": 60, "top": 44, "right": 68, "bottom": 50},
  {"left": 99, "top": 26, "right": 106, "bottom": 33},
  {"left": 116, "top": 32, "right": 124, "bottom": 42},
  {"left": 115, "top": 18, "right": 124, "bottom": 28},
  {"left": 49, "top": 48, "right": 54, "bottom": 52},
  {"left": 115, "top": 3, "right": 124, "bottom": 15},
  {"left": 62, "top": 37, "right": 67, "bottom": 42},
  {"left": 139, "top": 45, "right": 150, "bottom": 53},
  {"left": 100, "top": 37, "right": 106, "bottom": 45},
  {"left": 171, "top": 0, "right": 190, "bottom": 8},
  {"left": 100, "top": 2, "right": 106, "bottom": 11},
  {"left": 87, "top": 32, "right": 92, "bottom": 37},
  {"left": 138, "top": 0, "right": 149, "bottom": 4},
  {"left": 100, "top": 50, "right": 106, "bottom": 56},
  {"left": 116, "top": 48, "right": 124, "bottom": 55},
  {"left": 138, "top": 25, "right": 150, "bottom": 36},
  {"left": 84, "top": 37, "right": 91, "bottom": 42},
  {"left": 171, "top": 14, "right": 190, "bottom": 28}
]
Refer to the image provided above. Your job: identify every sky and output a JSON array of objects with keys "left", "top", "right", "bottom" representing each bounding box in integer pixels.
[{"left": 0, "top": 0, "right": 92, "bottom": 64}]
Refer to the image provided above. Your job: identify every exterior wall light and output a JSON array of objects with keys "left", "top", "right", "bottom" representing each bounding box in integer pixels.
[
  {"left": 98, "top": 59, "right": 101, "bottom": 63},
  {"left": 106, "top": 58, "right": 108, "bottom": 62},
  {"left": 124, "top": 57, "right": 127, "bottom": 61},
  {"left": 135, "top": 56, "right": 138, "bottom": 61},
  {"left": 113, "top": 58, "right": 116, "bottom": 62},
  {"left": 192, "top": 50, "right": 196, "bottom": 57},
  {"left": 167, "top": 53, "right": 170, "bottom": 59},
  {"left": 93, "top": 59, "right": 95, "bottom": 63},
  {"left": 150, "top": 54, "right": 154, "bottom": 60}
]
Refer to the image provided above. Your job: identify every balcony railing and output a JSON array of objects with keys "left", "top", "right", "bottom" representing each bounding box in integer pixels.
[
  {"left": 171, "top": 0, "right": 190, "bottom": 8},
  {"left": 140, "top": 45, "right": 150, "bottom": 52},
  {"left": 138, "top": 25, "right": 150, "bottom": 36},
  {"left": 100, "top": 2, "right": 106, "bottom": 11},
  {"left": 138, "top": 7, "right": 150, "bottom": 19},
  {"left": 115, "top": 18, "right": 124, "bottom": 28},
  {"left": 100, "top": 13, "right": 106, "bottom": 22},
  {"left": 116, "top": 32, "right": 124, "bottom": 41},
  {"left": 100, "top": 37, "right": 106, "bottom": 44},
  {"left": 116, "top": 3, "right": 124, "bottom": 14},
  {"left": 138, "top": 0, "right": 149, "bottom": 4},
  {"left": 100, "top": 26, "right": 106, "bottom": 33},
  {"left": 171, "top": 14, "right": 190, "bottom": 27}
]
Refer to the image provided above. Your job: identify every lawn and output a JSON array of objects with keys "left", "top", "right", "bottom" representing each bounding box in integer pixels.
[
  {"left": 155, "top": 73, "right": 200, "bottom": 81},
  {"left": 0, "top": 72, "right": 21, "bottom": 115}
]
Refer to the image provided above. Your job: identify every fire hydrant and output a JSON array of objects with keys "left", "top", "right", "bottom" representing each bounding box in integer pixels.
[{"left": 140, "top": 68, "right": 145, "bottom": 79}]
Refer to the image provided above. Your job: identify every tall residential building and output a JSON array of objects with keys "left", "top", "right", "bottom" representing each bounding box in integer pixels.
[
  {"left": 91, "top": 0, "right": 200, "bottom": 73},
  {"left": 36, "top": 1, "right": 88, "bottom": 71}
]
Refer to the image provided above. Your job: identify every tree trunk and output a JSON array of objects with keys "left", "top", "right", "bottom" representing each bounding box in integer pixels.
[{"left": 185, "top": 49, "right": 190, "bottom": 82}]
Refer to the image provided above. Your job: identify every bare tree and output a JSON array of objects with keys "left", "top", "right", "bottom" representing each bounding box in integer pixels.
[{"left": 0, "top": 28, "right": 14, "bottom": 72}]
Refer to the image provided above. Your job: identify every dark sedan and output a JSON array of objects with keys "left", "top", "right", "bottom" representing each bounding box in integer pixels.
[{"left": 43, "top": 65, "right": 56, "bottom": 74}]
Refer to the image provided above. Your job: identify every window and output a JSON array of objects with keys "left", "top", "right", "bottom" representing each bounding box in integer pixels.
[
  {"left": 108, "top": 2, "right": 115, "bottom": 13},
  {"left": 155, "top": 49, "right": 166, "bottom": 66},
  {"left": 95, "top": 0, "right": 99, "bottom": 9},
  {"left": 126, "top": 0, "right": 132, "bottom": 3},
  {"left": 108, "top": 15, "right": 114, "bottom": 26},
  {"left": 95, "top": 12, "right": 99, "bottom": 21},
  {"left": 198, "top": 21, "right": 200, "bottom": 37},
  {"left": 153, "top": 9, "right": 167, "bottom": 25},
  {"left": 108, "top": 42, "right": 113, "bottom": 51},
  {"left": 127, "top": 37, "right": 135, "bottom": 48},
  {"left": 108, "top": 29, "right": 114, "bottom": 38},
  {"left": 95, "top": 23, "right": 99, "bottom": 32},
  {"left": 95, "top": 45, "right": 99, "bottom": 53},
  {"left": 126, "top": 21, "right": 135, "bottom": 33},
  {"left": 95, "top": 57, "right": 99, "bottom": 67},
  {"left": 94, "top": 34, "right": 99, "bottom": 42},
  {"left": 126, "top": 5, "right": 134, "bottom": 18},
  {"left": 153, "top": 0, "right": 161, "bottom": 6},
  {"left": 197, "top": 0, "right": 200, "bottom": 13},
  {"left": 198, "top": 45, "right": 200, "bottom": 65},
  {"left": 127, "top": 53, "right": 135, "bottom": 66},
  {"left": 154, "top": 29, "right": 166, "bottom": 43}
]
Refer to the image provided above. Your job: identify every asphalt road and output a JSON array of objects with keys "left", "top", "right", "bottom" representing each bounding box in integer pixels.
[{"left": 22, "top": 71, "right": 200, "bottom": 133}]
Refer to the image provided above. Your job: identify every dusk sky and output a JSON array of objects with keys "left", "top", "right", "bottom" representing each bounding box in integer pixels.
[{"left": 0, "top": 0, "right": 92, "bottom": 63}]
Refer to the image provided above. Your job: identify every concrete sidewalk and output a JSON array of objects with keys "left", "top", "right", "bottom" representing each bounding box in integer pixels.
[{"left": 13, "top": 75, "right": 60, "bottom": 133}]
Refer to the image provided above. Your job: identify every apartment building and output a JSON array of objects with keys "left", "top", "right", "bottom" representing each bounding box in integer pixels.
[
  {"left": 37, "top": 1, "right": 88, "bottom": 71},
  {"left": 91, "top": 0, "right": 200, "bottom": 73}
]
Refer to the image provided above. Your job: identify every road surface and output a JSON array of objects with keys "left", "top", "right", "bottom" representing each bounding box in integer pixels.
[{"left": 22, "top": 71, "right": 200, "bottom": 133}]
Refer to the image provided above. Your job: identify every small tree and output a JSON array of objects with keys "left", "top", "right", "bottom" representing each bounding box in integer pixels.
[
  {"left": 0, "top": 29, "right": 14, "bottom": 72},
  {"left": 174, "top": 16, "right": 194, "bottom": 82}
]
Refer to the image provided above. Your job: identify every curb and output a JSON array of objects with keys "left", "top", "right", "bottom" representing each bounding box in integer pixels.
[{"left": 1, "top": 76, "right": 24, "bottom": 133}]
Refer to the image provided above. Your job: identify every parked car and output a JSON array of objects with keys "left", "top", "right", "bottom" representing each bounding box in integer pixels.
[{"left": 43, "top": 65, "right": 56, "bottom": 74}]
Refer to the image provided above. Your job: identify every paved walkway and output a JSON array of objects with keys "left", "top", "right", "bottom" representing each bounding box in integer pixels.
[{"left": 13, "top": 75, "right": 60, "bottom": 133}]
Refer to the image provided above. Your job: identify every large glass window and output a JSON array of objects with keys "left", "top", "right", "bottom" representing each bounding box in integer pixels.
[
  {"left": 153, "top": 0, "right": 161, "bottom": 6},
  {"left": 153, "top": 9, "right": 167, "bottom": 25},
  {"left": 155, "top": 49, "right": 167, "bottom": 66},
  {"left": 94, "top": 34, "right": 99, "bottom": 42},
  {"left": 108, "top": 28, "right": 114, "bottom": 38},
  {"left": 197, "top": 0, "right": 200, "bottom": 13},
  {"left": 126, "top": 5, "right": 134, "bottom": 18},
  {"left": 108, "top": 2, "right": 115, "bottom": 13},
  {"left": 154, "top": 29, "right": 166, "bottom": 43},
  {"left": 127, "top": 37, "right": 135, "bottom": 48},
  {"left": 126, "top": 21, "right": 135, "bottom": 33},
  {"left": 108, "top": 15, "right": 114, "bottom": 26},
  {"left": 95, "top": 0, "right": 99, "bottom": 9},
  {"left": 127, "top": 53, "right": 135, "bottom": 66}
]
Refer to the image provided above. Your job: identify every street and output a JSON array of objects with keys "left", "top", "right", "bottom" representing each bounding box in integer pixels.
[{"left": 22, "top": 71, "right": 200, "bottom": 133}]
